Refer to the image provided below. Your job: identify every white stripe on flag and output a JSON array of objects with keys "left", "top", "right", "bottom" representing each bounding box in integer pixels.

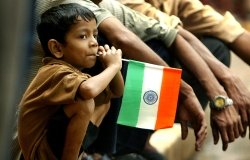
[{"left": 136, "top": 63, "right": 164, "bottom": 129}]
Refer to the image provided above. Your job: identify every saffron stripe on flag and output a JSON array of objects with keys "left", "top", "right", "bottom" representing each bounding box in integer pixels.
[{"left": 155, "top": 68, "right": 182, "bottom": 129}]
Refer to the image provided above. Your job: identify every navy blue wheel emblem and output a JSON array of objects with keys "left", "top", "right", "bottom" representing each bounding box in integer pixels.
[{"left": 143, "top": 90, "right": 158, "bottom": 105}]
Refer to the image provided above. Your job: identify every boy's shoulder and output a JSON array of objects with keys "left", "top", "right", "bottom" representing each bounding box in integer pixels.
[{"left": 39, "top": 57, "right": 91, "bottom": 79}]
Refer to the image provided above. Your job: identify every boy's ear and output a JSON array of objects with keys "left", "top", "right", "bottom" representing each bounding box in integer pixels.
[{"left": 48, "top": 39, "right": 63, "bottom": 58}]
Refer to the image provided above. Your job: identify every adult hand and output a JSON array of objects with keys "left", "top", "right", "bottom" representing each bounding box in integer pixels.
[
  {"left": 176, "top": 84, "right": 207, "bottom": 151},
  {"left": 223, "top": 75, "right": 250, "bottom": 138},
  {"left": 210, "top": 105, "right": 243, "bottom": 151}
]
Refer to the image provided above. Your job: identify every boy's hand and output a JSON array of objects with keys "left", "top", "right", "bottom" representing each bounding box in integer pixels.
[{"left": 97, "top": 44, "right": 122, "bottom": 70}]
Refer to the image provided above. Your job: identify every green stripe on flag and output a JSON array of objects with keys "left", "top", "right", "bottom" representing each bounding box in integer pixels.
[{"left": 118, "top": 60, "right": 145, "bottom": 127}]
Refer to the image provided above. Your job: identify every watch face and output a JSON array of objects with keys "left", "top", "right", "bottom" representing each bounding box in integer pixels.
[{"left": 214, "top": 97, "right": 225, "bottom": 108}]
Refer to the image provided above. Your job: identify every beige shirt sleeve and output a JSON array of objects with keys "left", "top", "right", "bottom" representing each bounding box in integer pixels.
[
  {"left": 121, "top": 0, "right": 245, "bottom": 43},
  {"left": 99, "top": 0, "right": 178, "bottom": 47},
  {"left": 120, "top": 0, "right": 182, "bottom": 28},
  {"left": 169, "top": 0, "right": 245, "bottom": 43}
]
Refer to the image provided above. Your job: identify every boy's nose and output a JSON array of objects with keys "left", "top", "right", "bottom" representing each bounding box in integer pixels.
[{"left": 90, "top": 37, "right": 98, "bottom": 47}]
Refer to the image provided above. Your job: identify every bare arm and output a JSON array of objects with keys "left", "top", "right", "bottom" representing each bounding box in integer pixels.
[
  {"left": 103, "top": 45, "right": 124, "bottom": 98},
  {"left": 99, "top": 16, "right": 207, "bottom": 150},
  {"left": 172, "top": 34, "right": 227, "bottom": 99},
  {"left": 178, "top": 27, "right": 245, "bottom": 149},
  {"left": 98, "top": 17, "right": 168, "bottom": 66},
  {"left": 229, "top": 31, "right": 250, "bottom": 65},
  {"left": 176, "top": 79, "right": 207, "bottom": 151},
  {"left": 79, "top": 45, "right": 122, "bottom": 100}
]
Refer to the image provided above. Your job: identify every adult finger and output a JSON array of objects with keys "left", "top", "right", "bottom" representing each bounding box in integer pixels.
[
  {"left": 249, "top": 125, "right": 250, "bottom": 139},
  {"left": 196, "top": 122, "right": 207, "bottom": 148},
  {"left": 233, "top": 118, "right": 240, "bottom": 139},
  {"left": 180, "top": 121, "right": 188, "bottom": 140},
  {"left": 211, "top": 121, "right": 219, "bottom": 145},
  {"left": 227, "top": 124, "right": 235, "bottom": 143},
  {"left": 238, "top": 115, "right": 244, "bottom": 134},
  {"left": 195, "top": 130, "right": 207, "bottom": 151},
  {"left": 248, "top": 115, "right": 250, "bottom": 139},
  {"left": 219, "top": 128, "right": 229, "bottom": 151},
  {"left": 239, "top": 109, "right": 248, "bottom": 137}
]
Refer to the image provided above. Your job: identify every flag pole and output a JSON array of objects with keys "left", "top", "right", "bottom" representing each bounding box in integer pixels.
[
  {"left": 96, "top": 54, "right": 129, "bottom": 62},
  {"left": 122, "top": 58, "right": 129, "bottom": 62}
]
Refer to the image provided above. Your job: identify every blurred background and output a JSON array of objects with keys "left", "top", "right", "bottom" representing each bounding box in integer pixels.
[
  {"left": 1, "top": 0, "right": 250, "bottom": 160},
  {"left": 0, "top": 0, "right": 33, "bottom": 159}
]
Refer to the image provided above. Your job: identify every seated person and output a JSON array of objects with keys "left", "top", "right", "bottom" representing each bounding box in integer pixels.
[
  {"left": 17, "top": 3, "right": 123, "bottom": 160},
  {"left": 99, "top": 0, "right": 243, "bottom": 153},
  {"left": 119, "top": 0, "right": 250, "bottom": 150},
  {"left": 33, "top": 0, "right": 208, "bottom": 155}
]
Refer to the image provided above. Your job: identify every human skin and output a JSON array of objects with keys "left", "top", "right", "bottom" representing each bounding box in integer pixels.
[
  {"left": 97, "top": 1, "right": 242, "bottom": 150},
  {"left": 170, "top": 33, "right": 243, "bottom": 151},
  {"left": 117, "top": 0, "right": 248, "bottom": 150},
  {"left": 48, "top": 17, "right": 123, "bottom": 159},
  {"left": 178, "top": 27, "right": 248, "bottom": 149},
  {"left": 97, "top": 15, "right": 208, "bottom": 150}
]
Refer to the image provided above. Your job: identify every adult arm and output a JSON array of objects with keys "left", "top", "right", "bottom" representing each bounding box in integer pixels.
[
  {"left": 121, "top": 0, "right": 247, "bottom": 149},
  {"left": 178, "top": 26, "right": 247, "bottom": 144},
  {"left": 171, "top": 32, "right": 243, "bottom": 150},
  {"left": 98, "top": 16, "right": 207, "bottom": 150},
  {"left": 176, "top": 80, "right": 207, "bottom": 151},
  {"left": 229, "top": 31, "right": 250, "bottom": 65},
  {"left": 99, "top": 17, "right": 168, "bottom": 65}
]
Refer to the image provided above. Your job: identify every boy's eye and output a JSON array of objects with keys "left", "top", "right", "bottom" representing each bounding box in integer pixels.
[
  {"left": 80, "top": 35, "right": 87, "bottom": 39},
  {"left": 94, "top": 34, "right": 98, "bottom": 40}
]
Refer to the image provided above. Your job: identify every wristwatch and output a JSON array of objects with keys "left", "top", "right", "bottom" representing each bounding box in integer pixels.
[{"left": 210, "top": 95, "right": 233, "bottom": 111}]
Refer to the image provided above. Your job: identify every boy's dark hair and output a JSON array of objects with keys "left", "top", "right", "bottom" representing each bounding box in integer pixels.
[{"left": 37, "top": 3, "right": 96, "bottom": 57}]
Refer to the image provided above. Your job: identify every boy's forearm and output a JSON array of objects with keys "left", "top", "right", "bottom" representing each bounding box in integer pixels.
[{"left": 79, "top": 65, "right": 120, "bottom": 99}]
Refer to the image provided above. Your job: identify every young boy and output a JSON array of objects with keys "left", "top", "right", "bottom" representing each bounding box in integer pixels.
[{"left": 17, "top": 3, "right": 124, "bottom": 160}]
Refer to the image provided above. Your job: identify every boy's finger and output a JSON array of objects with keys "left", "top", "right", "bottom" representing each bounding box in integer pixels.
[
  {"left": 111, "top": 46, "right": 116, "bottom": 54},
  {"left": 104, "top": 44, "right": 110, "bottom": 50}
]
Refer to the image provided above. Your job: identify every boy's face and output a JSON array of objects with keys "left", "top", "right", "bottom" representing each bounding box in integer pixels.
[{"left": 60, "top": 18, "right": 98, "bottom": 69}]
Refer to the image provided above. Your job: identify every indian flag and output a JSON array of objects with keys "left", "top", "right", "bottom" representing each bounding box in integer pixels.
[{"left": 117, "top": 60, "right": 182, "bottom": 130}]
